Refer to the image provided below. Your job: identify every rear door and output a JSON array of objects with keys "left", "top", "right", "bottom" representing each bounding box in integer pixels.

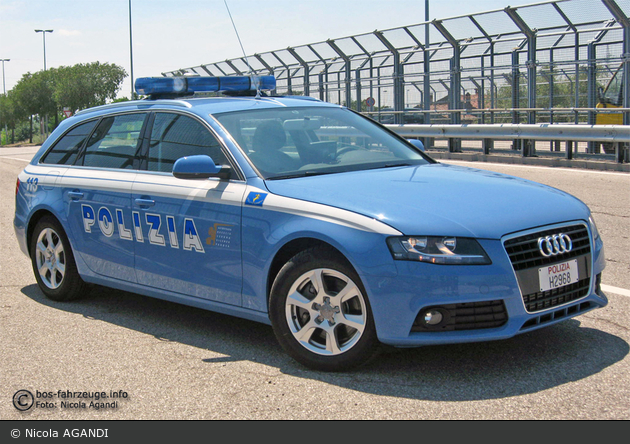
[{"left": 60, "top": 112, "right": 148, "bottom": 282}]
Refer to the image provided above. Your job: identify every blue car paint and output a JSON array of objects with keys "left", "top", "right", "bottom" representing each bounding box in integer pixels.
[
  {"left": 14, "top": 95, "right": 607, "bottom": 350},
  {"left": 263, "top": 163, "right": 590, "bottom": 239}
]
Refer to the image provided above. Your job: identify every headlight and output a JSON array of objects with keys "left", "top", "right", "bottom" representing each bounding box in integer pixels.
[
  {"left": 386, "top": 236, "right": 492, "bottom": 265},
  {"left": 588, "top": 214, "right": 600, "bottom": 241}
]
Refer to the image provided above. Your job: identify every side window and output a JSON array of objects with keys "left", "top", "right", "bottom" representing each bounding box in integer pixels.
[
  {"left": 82, "top": 113, "right": 146, "bottom": 169},
  {"left": 40, "top": 120, "right": 98, "bottom": 165},
  {"left": 147, "top": 113, "right": 228, "bottom": 173}
]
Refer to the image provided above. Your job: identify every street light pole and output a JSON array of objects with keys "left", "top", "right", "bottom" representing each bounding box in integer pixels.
[
  {"left": 129, "top": 0, "right": 135, "bottom": 100},
  {"left": 1, "top": 58, "right": 9, "bottom": 145},
  {"left": 34, "top": 29, "right": 53, "bottom": 71},
  {"left": 0, "top": 58, "right": 9, "bottom": 94},
  {"left": 35, "top": 29, "right": 53, "bottom": 140}
]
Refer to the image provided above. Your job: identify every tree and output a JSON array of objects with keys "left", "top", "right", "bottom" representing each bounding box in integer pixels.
[
  {"left": 491, "top": 67, "right": 605, "bottom": 123},
  {"left": 0, "top": 93, "right": 16, "bottom": 143},
  {"left": 1, "top": 62, "right": 127, "bottom": 143},
  {"left": 11, "top": 70, "right": 56, "bottom": 120},
  {"left": 53, "top": 62, "right": 127, "bottom": 112}
]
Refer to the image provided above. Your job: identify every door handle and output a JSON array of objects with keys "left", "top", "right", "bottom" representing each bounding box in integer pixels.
[
  {"left": 134, "top": 198, "right": 155, "bottom": 208},
  {"left": 68, "top": 191, "right": 84, "bottom": 200}
]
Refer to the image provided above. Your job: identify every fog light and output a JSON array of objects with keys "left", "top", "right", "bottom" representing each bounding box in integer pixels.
[{"left": 424, "top": 310, "right": 443, "bottom": 325}]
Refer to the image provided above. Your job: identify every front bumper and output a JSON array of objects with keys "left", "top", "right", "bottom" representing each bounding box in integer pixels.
[{"left": 362, "top": 232, "right": 607, "bottom": 347}]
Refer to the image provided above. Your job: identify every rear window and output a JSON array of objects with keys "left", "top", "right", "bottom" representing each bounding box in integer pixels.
[
  {"left": 40, "top": 120, "right": 98, "bottom": 165},
  {"left": 82, "top": 113, "right": 146, "bottom": 169}
]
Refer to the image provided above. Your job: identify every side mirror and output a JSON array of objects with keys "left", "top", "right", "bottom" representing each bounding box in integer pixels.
[
  {"left": 172, "top": 155, "right": 230, "bottom": 180},
  {"left": 407, "top": 139, "right": 425, "bottom": 152}
]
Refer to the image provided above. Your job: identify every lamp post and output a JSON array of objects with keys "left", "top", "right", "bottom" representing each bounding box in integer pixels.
[
  {"left": 129, "top": 0, "right": 134, "bottom": 100},
  {"left": 34, "top": 29, "right": 53, "bottom": 71},
  {"left": 0, "top": 58, "right": 8, "bottom": 94},
  {"left": 0, "top": 58, "right": 9, "bottom": 146},
  {"left": 35, "top": 29, "right": 53, "bottom": 140}
]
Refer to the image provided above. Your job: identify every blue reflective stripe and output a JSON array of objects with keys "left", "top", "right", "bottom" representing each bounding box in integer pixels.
[{"left": 133, "top": 211, "right": 144, "bottom": 242}]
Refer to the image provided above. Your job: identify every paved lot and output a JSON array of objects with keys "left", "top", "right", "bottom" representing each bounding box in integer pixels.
[{"left": 1, "top": 147, "right": 628, "bottom": 420}]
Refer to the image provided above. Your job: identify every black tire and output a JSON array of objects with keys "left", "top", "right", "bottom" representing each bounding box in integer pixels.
[
  {"left": 269, "top": 246, "right": 380, "bottom": 371},
  {"left": 30, "top": 216, "right": 88, "bottom": 302}
]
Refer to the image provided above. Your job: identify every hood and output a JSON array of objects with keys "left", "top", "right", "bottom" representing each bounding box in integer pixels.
[{"left": 263, "top": 164, "right": 589, "bottom": 239}]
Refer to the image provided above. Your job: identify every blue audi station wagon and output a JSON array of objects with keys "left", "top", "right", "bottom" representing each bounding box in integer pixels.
[{"left": 14, "top": 76, "right": 607, "bottom": 371}]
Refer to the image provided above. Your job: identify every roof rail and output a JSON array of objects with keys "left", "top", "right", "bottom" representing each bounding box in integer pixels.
[
  {"left": 280, "top": 95, "right": 322, "bottom": 102},
  {"left": 74, "top": 99, "right": 192, "bottom": 117}
]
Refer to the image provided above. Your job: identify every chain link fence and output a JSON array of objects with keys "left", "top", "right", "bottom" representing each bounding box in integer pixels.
[{"left": 166, "top": 0, "right": 629, "bottom": 162}]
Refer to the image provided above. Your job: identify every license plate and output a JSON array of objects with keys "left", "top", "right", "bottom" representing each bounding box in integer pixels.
[{"left": 538, "top": 259, "right": 579, "bottom": 292}]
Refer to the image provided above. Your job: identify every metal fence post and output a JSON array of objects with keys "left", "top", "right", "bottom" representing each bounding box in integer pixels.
[
  {"left": 374, "top": 31, "right": 405, "bottom": 125},
  {"left": 355, "top": 69, "right": 362, "bottom": 112},
  {"left": 327, "top": 39, "right": 352, "bottom": 108},
  {"left": 587, "top": 41, "right": 599, "bottom": 153},
  {"left": 287, "top": 47, "right": 310, "bottom": 97},
  {"left": 506, "top": 6, "right": 537, "bottom": 157},
  {"left": 318, "top": 72, "right": 324, "bottom": 102},
  {"left": 602, "top": 0, "right": 630, "bottom": 163},
  {"left": 511, "top": 50, "right": 521, "bottom": 152},
  {"left": 432, "top": 19, "right": 461, "bottom": 152}
]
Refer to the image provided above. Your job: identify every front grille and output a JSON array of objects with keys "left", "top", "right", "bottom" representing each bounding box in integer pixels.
[
  {"left": 504, "top": 224, "right": 590, "bottom": 271},
  {"left": 411, "top": 300, "right": 507, "bottom": 332},
  {"left": 504, "top": 223, "right": 592, "bottom": 313},
  {"left": 520, "top": 301, "right": 594, "bottom": 330},
  {"left": 522, "top": 278, "right": 591, "bottom": 312}
]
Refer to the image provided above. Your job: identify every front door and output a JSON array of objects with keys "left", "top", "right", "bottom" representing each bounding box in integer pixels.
[{"left": 131, "top": 112, "right": 245, "bottom": 305}]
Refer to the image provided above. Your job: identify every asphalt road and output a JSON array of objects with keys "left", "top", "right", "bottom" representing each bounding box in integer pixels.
[{"left": 1, "top": 146, "right": 628, "bottom": 420}]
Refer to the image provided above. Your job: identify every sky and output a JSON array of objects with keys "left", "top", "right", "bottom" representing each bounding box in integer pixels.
[{"left": 1, "top": 0, "right": 543, "bottom": 99}]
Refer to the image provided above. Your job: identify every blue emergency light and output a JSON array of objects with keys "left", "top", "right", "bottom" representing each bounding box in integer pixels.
[{"left": 134, "top": 75, "right": 276, "bottom": 97}]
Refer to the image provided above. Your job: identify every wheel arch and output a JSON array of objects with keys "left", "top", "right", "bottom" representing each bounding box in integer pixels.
[
  {"left": 266, "top": 237, "right": 354, "bottom": 307},
  {"left": 26, "top": 209, "right": 59, "bottom": 258}
]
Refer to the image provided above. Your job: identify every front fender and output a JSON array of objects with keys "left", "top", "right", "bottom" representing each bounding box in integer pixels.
[{"left": 240, "top": 204, "right": 398, "bottom": 313}]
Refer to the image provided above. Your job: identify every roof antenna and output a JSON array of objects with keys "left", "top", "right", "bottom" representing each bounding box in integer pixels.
[{"left": 223, "top": 0, "right": 261, "bottom": 98}]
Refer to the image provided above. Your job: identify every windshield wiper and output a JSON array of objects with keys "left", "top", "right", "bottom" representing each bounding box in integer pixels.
[
  {"left": 367, "top": 162, "right": 413, "bottom": 170},
  {"left": 266, "top": 171, "right": 332, "bottom": 180},
  {"left": 267, "top": 163, "right": 416, "bottom": 180}
]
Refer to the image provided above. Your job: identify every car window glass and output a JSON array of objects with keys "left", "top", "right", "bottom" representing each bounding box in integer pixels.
[
  {"left": 40, "top": 120, "right": 98, "bottom": 165},
  {"left": 82, "top": 113, "right": 146, "bottom": 169},
  {"left": 603, "top": 68, "right": 622, "bottom": 106},
  {"left": 215, "top": 107, "right": 428, "bottom": 178},
  {"left": 147, "top": 113, "right": 228, "bottom": 173}
]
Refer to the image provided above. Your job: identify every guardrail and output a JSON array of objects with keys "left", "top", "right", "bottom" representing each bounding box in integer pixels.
[{"left": 386, "top": 124, "right": 630, "bottom": 164}]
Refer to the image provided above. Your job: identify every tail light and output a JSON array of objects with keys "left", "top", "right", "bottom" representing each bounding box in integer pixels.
[{"left": 16, "top": 178, "right": 20, "bottom": 196}]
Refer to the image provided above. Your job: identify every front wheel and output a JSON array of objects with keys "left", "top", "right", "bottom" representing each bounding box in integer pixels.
[
  {"left": 269, "top": 247, "right": 379, "bottom": 371},
  {"left": 30, "top": 216, "right": 88, "bottom": 301}
]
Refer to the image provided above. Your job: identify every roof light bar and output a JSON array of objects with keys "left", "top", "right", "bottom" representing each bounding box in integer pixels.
[{"left": 134, "top": 75, "right": 276, "bottom": 96}]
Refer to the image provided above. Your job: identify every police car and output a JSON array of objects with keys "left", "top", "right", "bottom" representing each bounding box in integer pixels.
[{"left": 14, "top": 75, "right": 607, "bottom": 371}]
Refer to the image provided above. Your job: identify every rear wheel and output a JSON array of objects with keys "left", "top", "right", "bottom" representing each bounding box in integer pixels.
[
  {"left": 30, "top": 216, "right": 88, "bottom": 301},
  {"left": 269, "top": 247, "right": 379, "bottom": 371}
]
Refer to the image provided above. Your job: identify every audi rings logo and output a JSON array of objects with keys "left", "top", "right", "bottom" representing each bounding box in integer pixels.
[{"left": 538, "top": 233, "right": 573, "bottom": 257}]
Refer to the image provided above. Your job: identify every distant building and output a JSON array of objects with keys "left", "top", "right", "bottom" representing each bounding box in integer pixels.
[{"left": 433, "top": 89, "right": 480, "bottom": 123}]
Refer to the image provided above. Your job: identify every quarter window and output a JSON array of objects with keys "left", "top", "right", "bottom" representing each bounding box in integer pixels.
[
  {"left": 40, "top": 120, "right": 98, "bottom": 165},
  {"left": 147, "top": 113, "right": 228, "bottom": 173},
  {"left": 82, "top": 113, "right": 146, "bottom": 169}
]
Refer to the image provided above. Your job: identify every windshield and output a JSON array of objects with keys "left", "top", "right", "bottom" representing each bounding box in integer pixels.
[
  {"left": 214, "top": 106, "right": 431, "bottom": 179},
  {"left": 602, "top": 65, "right": 622, "bottom": 106}
]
